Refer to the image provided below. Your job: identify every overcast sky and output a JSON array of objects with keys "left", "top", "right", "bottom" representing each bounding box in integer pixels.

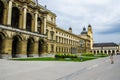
[{"left": 39, "top": 0, "right": 120, "bottom": 44}]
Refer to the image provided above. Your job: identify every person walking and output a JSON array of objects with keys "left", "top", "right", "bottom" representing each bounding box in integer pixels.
[{"left": 110, "top": 53, "right": 114, "bottom": 64}]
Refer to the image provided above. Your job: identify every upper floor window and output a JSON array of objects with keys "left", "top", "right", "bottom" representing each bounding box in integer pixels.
[
  {"left": 50, "top": 31, "right": 54, "bottom": 40},
  {"left": 0, "top": 1, "right": 4, "bottom": 24},
  {"left": 11, "top": 7, "right": 20, "bottom": 28},
  {"left": 37, "top": 18, "right": 42, "bottom": 33},
  {"left": 26, "top": 13, "right": 32, "bottom": 31}
]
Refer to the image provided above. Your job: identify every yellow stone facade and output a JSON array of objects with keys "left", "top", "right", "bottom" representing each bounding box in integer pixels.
[{"left": 0, "top": 0, "right": 93, "bottom": 59}]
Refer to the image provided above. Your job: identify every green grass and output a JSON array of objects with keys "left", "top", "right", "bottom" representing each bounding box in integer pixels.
[
  {"left": 11, "top": 56, "right": 98, "bottom": 62},
  {"left": 10, "top": 53, "right": 109, "bottom": 62}
]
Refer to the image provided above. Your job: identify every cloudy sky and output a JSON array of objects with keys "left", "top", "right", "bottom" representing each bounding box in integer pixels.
[{"left": 39, "top": 0, "right": 120, "bottom": 43}]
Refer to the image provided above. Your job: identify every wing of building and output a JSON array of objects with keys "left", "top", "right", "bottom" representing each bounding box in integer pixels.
[
  {"left": 91, "top": 42, "right": 120, "bottom": 55},
  {"left": 0, "top": 0, "right": 93, "bottom": 59}
]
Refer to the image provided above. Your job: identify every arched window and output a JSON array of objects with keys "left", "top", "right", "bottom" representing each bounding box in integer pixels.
[
  {"left": 37, "top": 17, "right": 42, "bottom": 33},
  {"left": 11, "top": 7, "right": 20, "bottom": 28},
  {"left": 0, "top": 1, "right": 4, "bottom": 24},
  {"left": 26, "top": 13, "right": 32, "bottom": 31}
]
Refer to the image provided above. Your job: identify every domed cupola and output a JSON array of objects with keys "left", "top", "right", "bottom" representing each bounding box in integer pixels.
[
  {"left": 81, "top": 27, "right": 87, "bottom": 34},
  {"left": 68, "top": 27, "right": 72, "bottom": 33}
]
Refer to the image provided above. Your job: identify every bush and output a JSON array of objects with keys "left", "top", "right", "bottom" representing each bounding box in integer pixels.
[
  {"left": 95, "top": 53, "right": 108, "bottom": 57},
  {"left": 81, "top": 53, "right": 94, "bottom": 56},
  {"left": 55, "top": 54, "right": 77, "bottom": 58}
]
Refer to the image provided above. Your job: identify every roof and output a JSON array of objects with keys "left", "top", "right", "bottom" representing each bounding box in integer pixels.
[{"left": 93, "top": 42, "right": 118, "bottom": 47}]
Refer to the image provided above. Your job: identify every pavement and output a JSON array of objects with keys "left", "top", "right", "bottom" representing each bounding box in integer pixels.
[{"left": 0, "top": 55, "right": 120, "bottom": 80}]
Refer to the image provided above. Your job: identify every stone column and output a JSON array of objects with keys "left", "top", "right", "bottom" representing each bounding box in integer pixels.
[
  {"left": 31, "top": 41, "right": 39, "bottom": 57},
  {"left": 3, "top": 6, "right": 7, "bottom": 25},
  {"left": 21, "top": 5, "right": 27, "bottom": 29},
  {"left": 34, "top": 11, "right": 38, "bottom": 32},
  {"left": 115, "top": 50, "right": 117, "bottom": 55},
  {"left": 102, "top": 50, "right": 104, "bottom": 54},
  {"left": 57, "top": 37, "right": 59, "bottom": 43},
  {"left": 106, "top": 50, "right": 108, "bottom": 55},
  {"left": 7, "top": 0, "right": 13, "bottom": 25},
  {"left": 43, "top": 15, "right": 47, "bottom": 34}
]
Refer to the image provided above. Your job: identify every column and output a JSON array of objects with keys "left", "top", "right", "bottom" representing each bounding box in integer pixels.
[
  {"left": 32, "top": 10, "right": 38, "bottom": 32},
  {"left": 115, "top": 50, "right": 117, "bottom": 55},
  {"left": 102, "top": 50, "right": 104, "bottom": 54},
  {"left": 43, "top": 15, "right": 47, "bottom": 34},
  {"left": 57, "top": 36, "right": 59, "bottom": 42},
  {"left": 106, "top": 50, "right": 108, "bottom": 55},
  {"left": 34, "top": 11, "right": 38, "bottom": 32},
  {"left": 22, "top": 5, "right": 27, "bottom": 29},
  {"left": 7, "top": 0, "right": 13, "bottom": 25},
  {"left": 54, "top": 44, "right": 56, "bottom": 54},
  {"left": 3, "top": 6, "right": 7, "bottom": 25}
]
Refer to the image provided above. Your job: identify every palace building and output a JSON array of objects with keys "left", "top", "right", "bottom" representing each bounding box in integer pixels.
[{"left": 0, "top": 0, "right": 93, "bottom": 59}]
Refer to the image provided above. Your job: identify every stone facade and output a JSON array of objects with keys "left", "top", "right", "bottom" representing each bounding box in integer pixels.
[
  {"left": 0, "top": 0, "right": 93, "bottom": 59},
  {"left": 91, "top": 42, "right": 120, "bottom": 55}
]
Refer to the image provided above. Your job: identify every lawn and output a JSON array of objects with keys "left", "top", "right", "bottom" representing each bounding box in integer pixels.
[
  {"left": 11, "top": 56, "right": 101, "bottom": 62},
  {"left": 11, "top": 53, "right": 108, "bottom": 62}
]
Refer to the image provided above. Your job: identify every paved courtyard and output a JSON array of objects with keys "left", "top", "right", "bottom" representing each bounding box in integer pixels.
[{"left": 0, "top": 55, "right": 120, "bottom": 80}]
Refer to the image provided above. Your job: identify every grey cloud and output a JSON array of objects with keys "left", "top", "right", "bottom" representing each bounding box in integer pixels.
[{"left": 40, "top": 0, "right": 120, "bottom": 43}]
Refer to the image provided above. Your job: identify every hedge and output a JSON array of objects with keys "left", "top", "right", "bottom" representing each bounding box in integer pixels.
[{"left": 55, "top": 54, "right": 77, "bottom": 58}]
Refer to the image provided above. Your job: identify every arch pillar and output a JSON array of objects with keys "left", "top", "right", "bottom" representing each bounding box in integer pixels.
[
  {"left": 106, "top": 50, "right": 108, "bottom": 54},
  {"left": 31, "top": 41, "right": 39, "bottom": 57},
  {"left": 114, "top": 50, "right": 117, "bottom": 55},
  {"left": 27, "top": 38, "right": 39, "bottom": 57},
  {"left": 0, "top": 38, "right": 12, "bottom": 59},
  {"left": 102, "top": 50, "right": 104, "bottom": 54},
  {"left": 16, "top": 40, "right": 27, "bottom": 58}
]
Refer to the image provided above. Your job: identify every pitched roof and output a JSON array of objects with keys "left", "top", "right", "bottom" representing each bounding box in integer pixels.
[{"left": 93, "top": 42, "right": 118, "bottom": 47}]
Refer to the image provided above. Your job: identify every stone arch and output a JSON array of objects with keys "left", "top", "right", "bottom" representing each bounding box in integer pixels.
[
  {"left": 101, "top": 50, "right": 103, "bottom": 53},
  {"left": 112, "top": 50, "right": 115, "bottom": 54},
  {"left": 38, "top": 38, "right": 44, "bottom": 56},
  {"left": 27, "top": 37, "right": 35, "bottom": 57},
  {"left": 104, "top": 50, "right": 107, "bottom": 54},
  {"left": 0, "top": 0, "right": 4, "bottom": 24},
  {"left": 116, "top": 50, "right": 119, "bottom": 55},
  {"left": 97, "top": 50, "right": 99, "bottom": 54},
  {"left": 94, "top": 50, "right": 96, "bottom": 54},
  {"left": 37, "top": 17, "right": 42, "bottom": 33},
  {"left": 11, "top": 7, "right": 20, "bottom": 28},
  {"left": 108, "top": 50, "right": 111, "bottom": 55},
  {"left": 12, "top": 35, "right": 22, "bottom": 58},
  {"left": 26, "top": 13, "right": 32, "bottom": 31}
]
